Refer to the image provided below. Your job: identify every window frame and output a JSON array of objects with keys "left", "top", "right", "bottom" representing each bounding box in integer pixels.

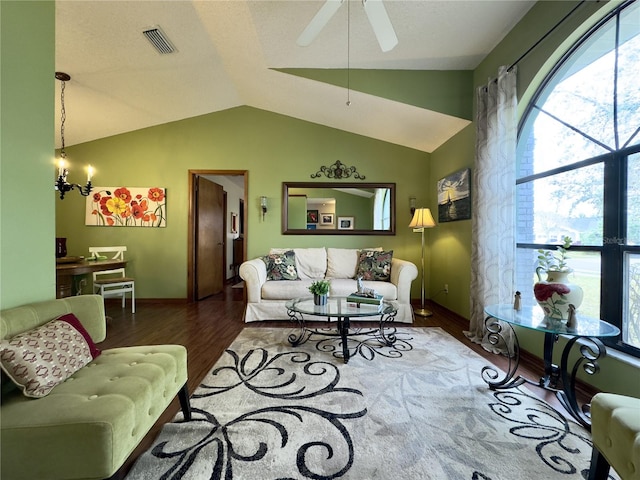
[{"left": 516, "top": 1, "right": 640, "bottom": 357}]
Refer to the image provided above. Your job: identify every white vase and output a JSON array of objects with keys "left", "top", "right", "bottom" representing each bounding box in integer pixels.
[{"left": 533, "top": 270, "right": 584, "bottom": 320}]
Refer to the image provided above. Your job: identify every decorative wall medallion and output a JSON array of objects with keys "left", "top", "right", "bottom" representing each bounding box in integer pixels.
[{"left": 310, "top": 160, "right": 365, "bottom": 179}]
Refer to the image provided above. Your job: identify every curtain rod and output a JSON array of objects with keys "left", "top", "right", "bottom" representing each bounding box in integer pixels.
[{"left": 506, "top": 1, "right": 587, "bottom": 72}]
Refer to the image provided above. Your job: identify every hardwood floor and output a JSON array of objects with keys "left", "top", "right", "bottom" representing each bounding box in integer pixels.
[{"left": 103, "top": 284, "right": 594, "bottom": 478}]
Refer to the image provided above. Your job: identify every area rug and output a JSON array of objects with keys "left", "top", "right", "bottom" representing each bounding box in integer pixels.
[{"left": 126, "top": 327, "right": 617, "bottom": 480}]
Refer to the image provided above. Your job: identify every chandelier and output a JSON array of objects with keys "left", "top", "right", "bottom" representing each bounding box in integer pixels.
[{"left": 54, "top": 72, "right": 93, "bottom": 200}]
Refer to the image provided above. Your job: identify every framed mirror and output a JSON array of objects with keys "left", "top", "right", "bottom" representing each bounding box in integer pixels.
[{"left": 282, "top": 182, "right": 395, "bottom": 235}]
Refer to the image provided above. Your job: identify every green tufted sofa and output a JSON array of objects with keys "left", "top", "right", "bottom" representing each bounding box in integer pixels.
[{"left": 0, "top": 295, "right": 191, "bottom": 480}]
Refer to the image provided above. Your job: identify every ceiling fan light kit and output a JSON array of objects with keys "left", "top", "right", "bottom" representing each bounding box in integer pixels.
[{"left": 297, "top": 0, "right": 397, "bottom": 52}]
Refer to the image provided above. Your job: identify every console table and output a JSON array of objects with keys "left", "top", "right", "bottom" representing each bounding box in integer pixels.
[
  {"left": 56, "top": 259, "right": 127, "bottom": 298},
  {"left": 482, "top": 304, "right": 620, "bottom": 429}
]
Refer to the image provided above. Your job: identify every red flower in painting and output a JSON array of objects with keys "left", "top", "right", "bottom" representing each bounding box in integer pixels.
[
  {"left": 113, "top": 187, "right": 132, "bottom": 204},
  {"left": 148, "top": 188, "right": 165, "bottom": 203},
  {"left": 92, "top": 192, "right": 101, "bottom": 202},
  {"left": 99, "top": 196, "right": 112, "bottom": 216},
  {"left": 534, "top": 283, "right": 570, "bottom": 301},
  {"left": 131, "top": 202, "right": 144, "bottom": 219}
]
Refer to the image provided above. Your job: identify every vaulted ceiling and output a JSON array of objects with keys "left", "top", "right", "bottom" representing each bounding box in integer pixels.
[{"left": 55, "top": 0, "right": 534, "bottom": 153}]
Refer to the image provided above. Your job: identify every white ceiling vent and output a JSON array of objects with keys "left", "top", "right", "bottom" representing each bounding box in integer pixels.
[{"left": 142, "top": 26, "right": 176, "bottom": 54}]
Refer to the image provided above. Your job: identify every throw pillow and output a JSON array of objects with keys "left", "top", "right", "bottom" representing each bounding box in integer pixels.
[
  {"left": 262, "top": 250, "right": 298, "bottom": 280},
  {"left": 326, "top": 247, "right": 383, "bottom": 279},
  {"left": 0, "top": 314, "right": 100, "bottom": 398},
  {"left": 356, "top": 250, "right": 393, "bottom": 281},
  {"left": 56, "top": 313, "right": 102, "bottom": 360}
]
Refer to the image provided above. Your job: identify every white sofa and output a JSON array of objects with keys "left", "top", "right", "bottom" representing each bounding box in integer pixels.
[{"left": 240, "top": 247, "right": 418, "bottom": 323}]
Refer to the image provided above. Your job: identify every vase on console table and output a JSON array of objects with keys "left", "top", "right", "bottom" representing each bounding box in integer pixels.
[
  {"left": 533, "top": 269, "right": 583, "bottom": 320},
  {"left": 55, "top": 237, "right": 67, "bottom": 258}
]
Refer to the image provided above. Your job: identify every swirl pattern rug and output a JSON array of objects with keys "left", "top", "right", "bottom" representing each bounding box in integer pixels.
[{"left": 126, "top": 327, "right": 617, "bottom": 480}]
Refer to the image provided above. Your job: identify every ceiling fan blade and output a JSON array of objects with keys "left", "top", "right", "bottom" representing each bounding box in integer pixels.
[
  {"left": 297, "top": 0, "right": 344, "bottom": 47},
  {"left": 363, "top": 0, "right": 398, "bottom": 52}
]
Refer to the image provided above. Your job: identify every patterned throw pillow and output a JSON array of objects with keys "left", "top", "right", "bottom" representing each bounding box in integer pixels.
[
  {"left": 356, "top": 250, "right": 393, "bottom": 281},
  {"left": 0, "top": 314, "right": 101, "bottom": 398},
  {"left": 262, "top": 250, "right": 298, "bottom": 281}
]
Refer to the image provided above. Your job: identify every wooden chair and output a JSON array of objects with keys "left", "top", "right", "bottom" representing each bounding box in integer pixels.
[{"left": 88, "top": 246, "right": 135, "bottom": 313}]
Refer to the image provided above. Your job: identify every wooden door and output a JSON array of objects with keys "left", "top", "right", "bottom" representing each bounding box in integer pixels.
[{"left": 195, "top": 176, "right": 224, "bottom": 299}]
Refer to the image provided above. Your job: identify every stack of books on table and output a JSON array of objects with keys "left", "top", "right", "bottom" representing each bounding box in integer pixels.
[{"left": 346, "top": 292, "right": 384, "bottom": 308}]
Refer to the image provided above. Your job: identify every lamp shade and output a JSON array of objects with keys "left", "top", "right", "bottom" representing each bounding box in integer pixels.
[{"left": 409, "top": 208, "right": 436, "bottom": 229}]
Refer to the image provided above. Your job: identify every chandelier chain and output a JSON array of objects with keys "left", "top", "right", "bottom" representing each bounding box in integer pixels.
[
  {"left": 346, "top": 0, "right": 351, "bottom": 106},
  {"left": 60, "top": 79, "right": 67, "bottom": 156}
]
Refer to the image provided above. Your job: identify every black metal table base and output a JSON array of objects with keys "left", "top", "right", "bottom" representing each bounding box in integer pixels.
[
  {"left": 287, "top": 308, "right": 398, "bottom": 364},
  {"left": 481, "top": 316, "right": 607, "bottom": 430}
]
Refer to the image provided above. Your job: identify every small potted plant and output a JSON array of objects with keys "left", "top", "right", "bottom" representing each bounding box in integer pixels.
[
  {"left": 309, "top": 280, "right": 330, "bottom": 306},
  {"left": 536, "top": 235, "right": 573, "bottom": 281}
]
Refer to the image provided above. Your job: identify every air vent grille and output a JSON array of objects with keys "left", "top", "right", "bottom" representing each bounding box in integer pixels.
[{"left": 142, "top": 27, "right": 175, "bottom": 54}]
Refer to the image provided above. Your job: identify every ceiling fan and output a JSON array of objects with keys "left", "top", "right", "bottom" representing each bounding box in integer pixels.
[{"left": 297, "top": 0, "right": 398, "bottom": 53}]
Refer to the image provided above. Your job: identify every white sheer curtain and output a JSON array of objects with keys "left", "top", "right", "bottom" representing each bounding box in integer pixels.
[{"left": 465, "top": 66, "right": 517, "bottom": 354}]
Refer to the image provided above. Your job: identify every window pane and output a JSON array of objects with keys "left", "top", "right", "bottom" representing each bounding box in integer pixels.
[
  {"left": 623, "top": 252, "right": 640, "bottom": 349},
  {"left": 540, "top": 24, "right": 617, "bottom": 151},
  {"left": 628, "top": 153, "right": 640, "bottom": 245},
  {"left": 517, "top": 163, "right": 604, "bottom": 245},
  {"left": 517, "top": 112, "right": 609, "bottom": 176},
  {"left": 618, "top": 6, "right": 640, "bottom": 148},
  {"left": 570, "top": 251, "right": 602, "bottom": 319}
]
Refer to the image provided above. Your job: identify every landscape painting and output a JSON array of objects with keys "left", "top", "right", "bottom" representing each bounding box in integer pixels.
[{"left": 437, "top": 169, "right": 471, "bottom": 222}]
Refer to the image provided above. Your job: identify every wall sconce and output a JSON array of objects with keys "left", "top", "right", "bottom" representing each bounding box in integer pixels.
[
  {"left": 54, "top": 72, "right": 93, "bottom": 200},
  {"left": 409, "top": 196, "right": 416, "bottom": 216},
  {"left": 260, "top": 196, "right": 268, "bottom": 220}
]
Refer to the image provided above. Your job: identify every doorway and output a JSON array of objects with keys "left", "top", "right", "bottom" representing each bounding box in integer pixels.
[{"left": 188, "top": 170, "right": 247, "bottom": 302}]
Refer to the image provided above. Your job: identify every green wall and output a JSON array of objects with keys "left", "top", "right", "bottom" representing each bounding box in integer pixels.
[
  {"left": 55, "top": 107, "right": 429, "bottom": 299},
  {"left": 279, "top": 69, "right": 473, "bottom": 120},
  {"left": 0, "top": 1, "right": 55, "bottom": 309}
]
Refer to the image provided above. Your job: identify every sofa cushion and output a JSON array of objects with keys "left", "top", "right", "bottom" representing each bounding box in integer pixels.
[
  {"left": 270, "top": 248, "right": 327, "bottom": 279},
  {"left": 356, "top": 250, "right": 393, "bottom": 281},
  {"left": 262, "top": 250, "right": 298, "bottom": 280},
  {"left": 294, "top": 248, "right": 327, "bottom": 279},
  {"left": 0, "top": 315, "right": 98, "bottom": 398},
  {"left": 326, "top": 247, "right": 382, "bottom": 279},
  {"left": 262, "top": 279, "right": 314, "bottom": 300}
]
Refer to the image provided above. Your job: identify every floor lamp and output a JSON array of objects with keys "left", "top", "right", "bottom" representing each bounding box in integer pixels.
[{"left": 409, "top": 208, "right": 436, "bottom": 317}]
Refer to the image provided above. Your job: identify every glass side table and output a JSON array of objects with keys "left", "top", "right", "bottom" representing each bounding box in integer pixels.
[{"left": 482, "top": 304, "right": 620, "bottom": 429}]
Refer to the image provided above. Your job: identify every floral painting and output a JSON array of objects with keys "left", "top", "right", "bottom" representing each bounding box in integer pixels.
[{"left": 85, "top": 187, "right": 166, "bottom": 227}]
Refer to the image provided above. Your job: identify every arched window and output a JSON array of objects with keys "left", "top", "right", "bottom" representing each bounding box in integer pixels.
[
  {"left": 516, "top": 1, "right": 640, "bottom": 357},
  {"left": 373, "top": 188, "right": 390, "bottom": 230}
]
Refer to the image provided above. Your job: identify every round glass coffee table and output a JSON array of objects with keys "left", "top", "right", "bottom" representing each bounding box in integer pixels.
[
  {"left": 482, "top": 303, "right": 620, "bottom": 428},
  {"left": 285, "top": 296, "right": 398, "bottom": 364}
]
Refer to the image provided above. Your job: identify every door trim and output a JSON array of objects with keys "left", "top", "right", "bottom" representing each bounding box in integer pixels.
[{"left": 188, "top": 169, "right": 248, "bottom": 302}]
